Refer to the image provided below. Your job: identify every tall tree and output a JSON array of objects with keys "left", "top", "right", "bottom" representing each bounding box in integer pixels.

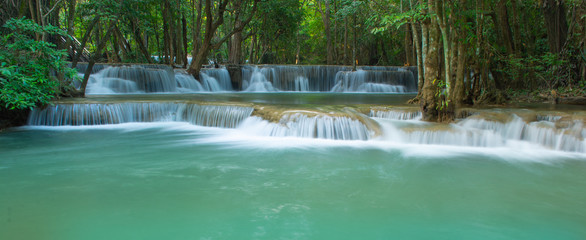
[{"left": 187, "top": 0, "right": 258, "bottom": 77}]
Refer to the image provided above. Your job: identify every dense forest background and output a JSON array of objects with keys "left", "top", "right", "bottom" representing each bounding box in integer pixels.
[{"left": 1, "top": 0, "right": 585, "bottom": 121}]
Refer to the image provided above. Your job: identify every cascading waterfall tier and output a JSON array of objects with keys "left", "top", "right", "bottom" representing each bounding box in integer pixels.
[
  {"left": 376, "top": 112, "right": 585, "bottom": 153},
  {"left": 240, "top": 111, "right": 378, "bottom": 140},
  {"left": 77, "top": 63, "right": 418, "bottom": 93},
  {"left": 28, "top": 103, "right": 254, "bottom": 128},
  {"left": 86, "top": 65, "right": 176, "bottom": 94},
  {"left": 369, "top": 108, "right": 422, "bottom": 120},
  {"left": 331, "top": 70, "right": 417, "bottom": 93},
  {"left": 201, "top": 68, "right": 233, "bottom": 91},
  {"left": 456, "top": 114, "right": 585, "bottom": 153},
  {"left": 82, "top": 64, "right": 233, "bottom": 94},
  {"left": 26, "top": 99, "right": 585, "bottom": 153},
  {"left": 241, "top": 65, "right": 418, "bottom": 92},
  {"left": 175, "top": 68, "right": 233, "bottom": 92}
]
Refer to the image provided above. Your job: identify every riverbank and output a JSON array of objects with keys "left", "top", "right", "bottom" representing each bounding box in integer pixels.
[
  {"left": 0, "top": 108, "right": 29, "bottom": 132},
  {"left": 506, "top": 87, "right": 586, "bottom": 105}
]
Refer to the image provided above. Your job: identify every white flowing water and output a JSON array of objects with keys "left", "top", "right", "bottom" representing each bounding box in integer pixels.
[
  {"left": 2, "top": 93, "right": 586, "bottom": 240},
  {"left": 331, "top": 70, "right": 414, "bottom": 93},
  {"left": 294, "top": 76, "right": 310, "bottom": 92},
  {"left": 175, "top": 73, "right": 205, "bottom": 92},
  {"left": 238, "top": 114, "right": 372, "bottom": 140},
  {"left": 241, "top": 65, "right": 417, "bottom": 92},
  {"left": 86, "top": 66, "right": 177, "bottom": 94},
  {"left": 370, "top": 109, "right": 423, "bottom": 120},
  {"left": 243, "top": 67, "right": 277, "bottom": 92},
  {"left": 28, "top": 103, "right": 254, "bottom": 129},
  {"left": 201, "top": 68, "right": 233, "bottom": 91},
  {"left": 82, "top": 64, "right": 417, "bottom": 93},
  {"left": 4, "top": 63, "right": 586, "bottom": 239},
  {"left": 25, "top": 102, "right": 586, "bottom": 153}
]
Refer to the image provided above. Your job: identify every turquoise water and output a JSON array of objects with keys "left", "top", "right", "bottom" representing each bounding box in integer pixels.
[{"left": 1, "top": 122, "right": 585, "bottom": 240}]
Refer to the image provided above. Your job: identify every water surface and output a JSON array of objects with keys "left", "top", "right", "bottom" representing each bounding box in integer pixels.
[{"left": 1, "top": 123, "right": 585, "bottom": 239}]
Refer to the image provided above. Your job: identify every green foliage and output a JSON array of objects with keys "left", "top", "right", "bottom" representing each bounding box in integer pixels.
[
  {"left": 497, "top": 52, "right": 568, "bottom": 90},
  {"left": 433, "top": 78, "right": 450, "bottom": 111},
  {"left": 370, "top": 2, "right": 429, "bottom": 35},
  {"left": 0, "top": 18, "right": 78, "bottom": 110}
]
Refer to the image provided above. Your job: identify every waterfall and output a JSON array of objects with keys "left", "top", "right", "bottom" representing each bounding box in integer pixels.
[
  {"left": 85, "top": 66, "right": 176, "bottom": 94},
  {"left": 243, "top": 67, "right": 277, "bottom": 92},
  {"left": 242, "top": 65, "right": 343, "bottom": 91},
  {"left": 331, "top": 70, "right": 416, "bottom": 93},
  {"left": 374, "top": 112, "right": 585, "bottom": 153},
  {"left": 357, "top": 83, "right": 406, "bottom": 93},
  {"left": 81, "top": 64, "right": 418, "bottom": 93},
  {"left": 294, "top": 76, "right": 310, "bottom": 92},
  {"left": 370, "top": 109, "right": 422, "bottom": 120},
  {"left": 175, "top": 73, "right": 205, "bottom": 92},
  {"left": 399, "top": 127, "right": 505, "bottom": 147},
  {"left": 28, "top": 103, "right": 254, "bottom": 129},
  {"left": 201, "top": 68, "right": 233, "bottom": 91},
  {"left": 27, "top": 101, "right": 585, "bottom": 152},
  {"left": 86, "top": 76, "right": 141, "bottom": 94},
  {"left": 176, "top": 104, "right": 254, "bottom": 128},
  {"left": 457, "top": 115, "right": 585, "bottom": 153},
  {"left": 199, "top": 73, "right": 224, "bottom": 92},
  {"left": 238, "top": 113, "right": 373, "bottom": 140},
  {"left": 175, "top": 70, "right": 232, "bottom": 92},
  {"left": 241, "top": 65, "right": 417, "bottom": 92}
]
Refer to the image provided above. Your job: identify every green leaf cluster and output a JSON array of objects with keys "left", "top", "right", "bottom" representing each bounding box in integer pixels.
[{"left": 0, "top": 18, "right": 78, "bottom": 110}]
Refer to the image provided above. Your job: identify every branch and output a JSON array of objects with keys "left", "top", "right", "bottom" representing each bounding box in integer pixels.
[
  {"left": 211, "top": 0, "right": 259, "bottom": 49},
  {"left": 43, "top": 0, "right": 64, "bottom": 19}
]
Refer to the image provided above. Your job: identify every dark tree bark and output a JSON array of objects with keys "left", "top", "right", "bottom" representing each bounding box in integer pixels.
[
  {"left": 81, "top": 21, "right": 116, "bottom": 96},
  {"left": 404, "top": 23, "right": 415, "bottom": 66},
  {"left": 496, "top": 0, "right": 515, "bottom": 55},
  {"left": 182, "top": 15, "right": 188, "bottom": 67},
  {"left": 542, "top": 0, "right": 568, "bottom": 53},
  {"left": 65, "top": 0, "right": 76, "bottom": 59},
  {"left": 71, "top": 16, "right": 101, "bottom": 68},
  {"left": 420, "top": 0, "right": 451, "bottom": 122},
  {"left": 412, "top": 22, "right": 425, "bottom": 94},
  {"left": 130, "top": 18, "right": 153, "bottom": 63},
  {"left": 344, "top": 17, "right": 349, "bottom": 65},
  {"left": 229, "top": 19, "right": 244, "bottom": 64},
  {"left": 324, "top": 0, "right": 333, "bottom": 64}
]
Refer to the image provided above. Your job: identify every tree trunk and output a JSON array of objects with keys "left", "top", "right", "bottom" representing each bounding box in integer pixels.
[
  {"left": 436, "top": 0, "right": 452, "bottom": 97},
  {"left": 229, "top": 19, "right": 243, "bottom": 64},
  {"left": 65, "top": 0, "right": 76, "bottom": 59},
  {"left": 412, "top": 22, "right": 425, "bottom": 95},
  {"left": 352, "top": 9, "right": 357, "bottom": 71},
  {"left": 344, "top": 17, "right": 349, "bottom": 65},
  {"left": 162, "top": 1, "right": 170, "bottom": 64},
  {"left": 188, "top": 0, "right": 258, "bottom": 77},
  {"left": 542, "top": 0, "right": 568, "bottom": 53},
  {"left": 130, "top": 18, "right": 153, "bottom": 63},
  {"left": 182, "top": 15, "right": 188, "bottom": 67},
  {"left": 404, "top": 23, "right": 415, "bottom": 66},
  {"left": 452, "top": 39, "right": 467, "bottom": 105},
  {"left": 250, "top": 34, "right": 256, "bottom": 64},
  {"left": 114, "top": 25, "right": 131, "bottom": 59},
  {"left": 420, "top": 0, "right": 446, "bottom": 122},
  {"left": 191, "top": 0, "right": 203, "bottom": 59},
  {"left": 166, "top": 1, "right": 175, "bottom": 65},
  {"left": 111, "top": 33, "right": 121, "bottom": 62},
  {"left": 496, "top": 0, "right": 515, "bottom": 55},
  {"left": 81, "top": 22, "right": 116, "bottom": 96},
  {"left": 324, "top": 0, "right": 333, "bottom": 64},
  {"left": 71, "top": 16, "right": 101, "bottom": 68},
  {"left": 510, "top": 0, "right": 522, "bottom": 54}
]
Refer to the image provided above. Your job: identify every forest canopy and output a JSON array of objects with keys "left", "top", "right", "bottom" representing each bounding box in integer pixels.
[{"left": 0, "top": 0, "right": 585, "bottom": 119}]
